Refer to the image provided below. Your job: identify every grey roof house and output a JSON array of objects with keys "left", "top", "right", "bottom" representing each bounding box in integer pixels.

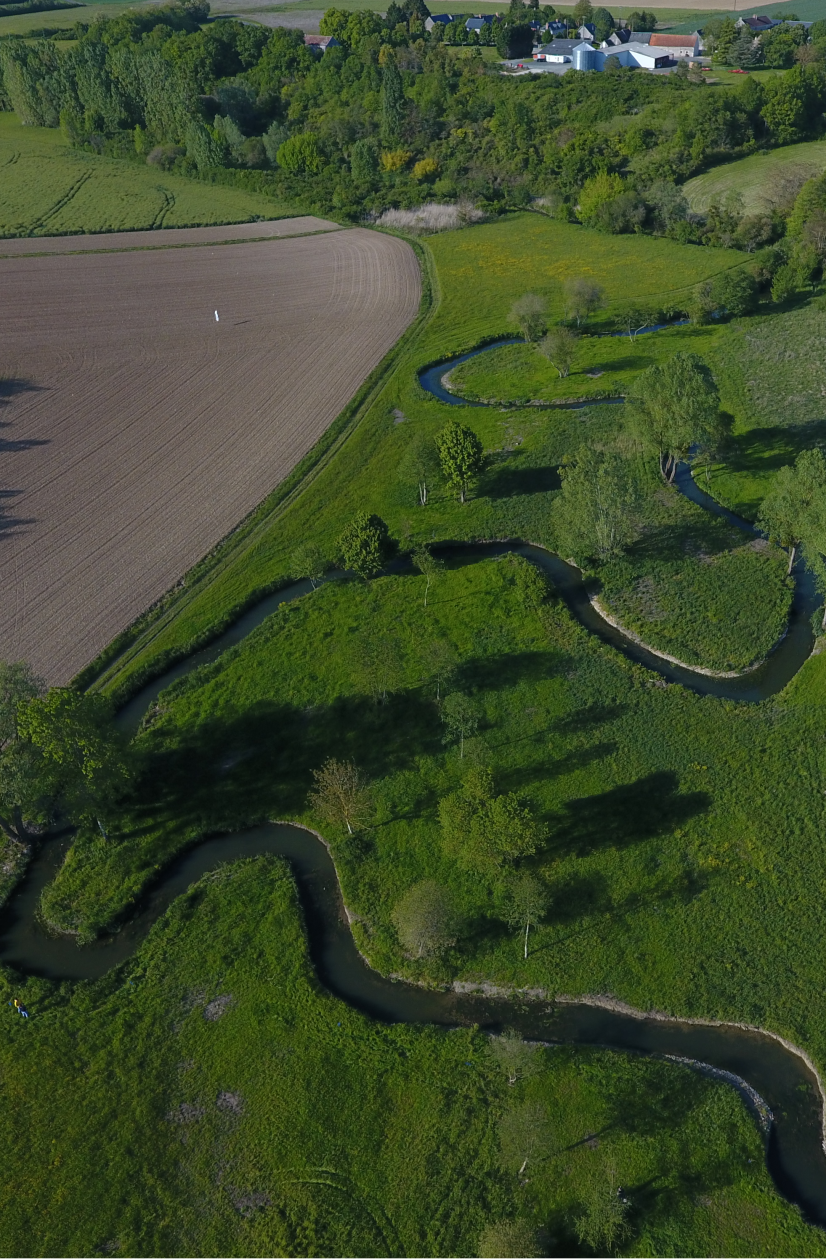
[{"left": 424, "top": 13, "right": 453, "bottom": 29}]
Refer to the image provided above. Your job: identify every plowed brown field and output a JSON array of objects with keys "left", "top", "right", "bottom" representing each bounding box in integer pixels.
[{"left": 0, "top": 222, "right": 420, "bottom": 682}]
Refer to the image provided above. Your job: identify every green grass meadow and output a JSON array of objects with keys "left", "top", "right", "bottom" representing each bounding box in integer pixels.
[
  {"left": 684, "top": 141, "right": 826, "bottom": 217},
  {"left": 2, "top": 170, "right": 826, "bottom": 1251},
  {"left": 4, "top": 858, "right": 822, "bottom": 1257},
  {"left": 0, "top": 113, "right": 290, "bottom": 236}
]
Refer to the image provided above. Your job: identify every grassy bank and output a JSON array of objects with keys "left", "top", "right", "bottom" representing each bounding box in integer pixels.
[
  {"left": 0, "top": 113, "right": 293, "bottom": 236},
  {"left": 596, "top": 479, "right": 791, "bottom": 673},
  {"left": 4, "top": 856, "right": 823, "bottom": 1257},
  {"left": 683, "top": 140, "right": 826, "bottom": 217}
]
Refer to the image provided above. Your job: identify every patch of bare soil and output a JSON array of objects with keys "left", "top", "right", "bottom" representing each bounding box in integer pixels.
[
  {"left": 0, "top": 224, "right": 420, "bottom": 681},
  {"left": 0, "top": 216, "right": 341, "bottom": 257}
]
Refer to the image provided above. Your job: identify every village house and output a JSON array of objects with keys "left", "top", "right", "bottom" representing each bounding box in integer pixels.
[
  {"left": 303, "top": 34, "right": 339, "bottom": 51},
  {"left": 465, "top": 15, "right": 494, "bottom": 33},
  {"left": 424, "top": 13, "right": 453, "bottom": 31}
]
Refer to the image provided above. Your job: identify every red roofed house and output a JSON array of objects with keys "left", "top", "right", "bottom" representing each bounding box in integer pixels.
[{"left": 648, "top": 32, "right": 700, "bottom": 59}]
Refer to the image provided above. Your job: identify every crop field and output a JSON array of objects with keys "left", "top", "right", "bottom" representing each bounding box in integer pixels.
[
  {"left": 684, "top": 140, "right": 826, "bottom": 216},
  {"left": 0, "top": 224, "right": 420, "bottom": 682},
  {"left": 0, "top": 114, "right": 289, "bottom": 236}
]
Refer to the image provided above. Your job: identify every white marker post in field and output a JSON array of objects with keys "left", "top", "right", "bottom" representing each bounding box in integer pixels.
[{"left": 214, "top": 310, "right": 220, "bottom": 322}]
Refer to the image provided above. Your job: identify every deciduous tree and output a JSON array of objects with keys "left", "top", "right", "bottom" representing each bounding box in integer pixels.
[
  {"left": 488, "top": 1027, "right": 542, "bottom": 1086},
  {"left": 290, "top": 541, "right": 328, "bottom": 589},
  {"left": 411, "top": 544, "right": 444, "bottom": 607},
  {"left": 505, "top": 873, "right": 548, "bottom": 959},
  {"left": 553, "top": 447, "right": 640, "bottom": 563},
  {"left": 564, "top": 276, "right": 604, "bottom": 326},
  {"left": 338, "top": 511, "right": 394, "bottom": 578},
  {"left": 420, "top": 637, "right": 458, "bottom": 701},
  {"left": 509, "top": 293, "right": 547, "bottom": 342},
  {"left": 440, "top": 692, "right": 480, "bottom": 758},
  {"left": 498, "top": 1099, "right": 552, "bottom": 1175},
  {"left": 308, "top": 757, "right": 372, "bottom": 834},
  {"left": 628, "top": 351, "right": 721, "bottom": 482},
  {"left": 576, "top": 1166, "right": 630, "bottom": 1255},
  {"left": 539, "top": 325, "right": 579, "bottom": 378},
  {"left": 399, "top": 430, "right": 440, "bottom": 506},
  {"left": 439, "top": 766, "right": 544, "bottom": 874},
  {"left": 20, "top": 689, "right": 131, "bottom": 839},
  {"left": 435, "top": 419, "right": 484, "bottom": 503},
  {"left": 392, "top": 879, "right": 459, "bottom": 957},
  {"left": 758, "top": 447, "right": 826, "bottom": 574}
]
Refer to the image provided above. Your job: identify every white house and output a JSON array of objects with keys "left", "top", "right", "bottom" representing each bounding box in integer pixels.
[{"left": 534, "top": 38, "right": 593, "bottom": 63}]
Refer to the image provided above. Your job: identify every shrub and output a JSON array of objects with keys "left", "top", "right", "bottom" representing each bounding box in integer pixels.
[
  {"left": 412, "top": 157, "right": 438, "bottom": 180},
  {"left": 276, "top": 133, "right": 323, "bottom": 174},
  {"left": 374, "top": 201, "right": 485, "bottom": 233},
  {"left": 380, "top": 148, "right": 412, "bottom": 172}
]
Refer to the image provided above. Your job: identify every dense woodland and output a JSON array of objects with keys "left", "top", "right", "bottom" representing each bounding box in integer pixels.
[{"left": 3, "top": 0, "right": 826, "bottom": 239}]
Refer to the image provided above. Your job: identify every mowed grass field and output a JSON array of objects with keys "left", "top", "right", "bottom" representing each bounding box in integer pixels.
[
  {"left": 0, "top": 113, "right": 290, "bottom": 235},
  {"left": 684, "top": 140, "right": 826, "bottom": 215},
  {"left": 0, "top": 224, "right": 420, "bottom": 682}
]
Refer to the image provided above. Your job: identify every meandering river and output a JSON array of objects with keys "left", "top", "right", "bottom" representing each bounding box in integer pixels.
[{"left": 0, "top": 337, "right": 824, "bottom": 1227}]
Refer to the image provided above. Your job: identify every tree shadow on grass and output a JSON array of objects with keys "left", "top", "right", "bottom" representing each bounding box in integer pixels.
[
  {"left": 549, "top": 771, "right": 711, "bottom": 858},
  {"left": 482, "top": 459, "right": 561, "bottom": 499},
  {"left": 553, "top": 704, "right": 627, "bottom": 734},
  {"left": 725, "top": 421, "right": 826, "bottom": 477},
  {"left": 135, "top": 690, "right": 447, "bottom": 831},
  {"left": 458, "top": 649, "right": 563, "bottom": 693}
]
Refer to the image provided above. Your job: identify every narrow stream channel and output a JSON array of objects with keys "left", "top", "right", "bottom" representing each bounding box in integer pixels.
[{"left": 0, "top": 336, "right": 823, "bottom": 1229}]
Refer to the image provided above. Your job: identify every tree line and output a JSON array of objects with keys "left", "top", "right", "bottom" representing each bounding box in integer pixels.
[{"left": 3, "top": 0, "right": 826, "bottom": 237}]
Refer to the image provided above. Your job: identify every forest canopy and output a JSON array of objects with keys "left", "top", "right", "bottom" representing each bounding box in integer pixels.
[{"left": 2, "top": 0, "right": 826, "bottom": 228}]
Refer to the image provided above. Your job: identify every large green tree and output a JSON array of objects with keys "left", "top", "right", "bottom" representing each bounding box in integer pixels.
[
  {"left": 435, "top": 420, "right": 483, "bottom": 503},
  {"left": 628, "top": 352, "right": 721, "bottom": 482},
  {"left": 19, "top": 689, "right": 131, "bottom": 838},
  {"left": 338, "top": 511, "right": 394, "bottom": 578},
  {"left": 553, "top": 447, "right": 640, "bottom": 564},
  {"left": 757, "top": 447, "right": 826, "bottom": 575},
  {"left": 439, "top": 767, "right": 544, "bottom": 876}
]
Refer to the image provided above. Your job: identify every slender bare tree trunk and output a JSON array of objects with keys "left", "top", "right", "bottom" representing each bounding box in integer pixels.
[
  {"left": 788, "top": 544, "right": 796, "bottom": 575},
  {"left": 519, "top": 1157, "right": 529, "bottom": 1175},
  {"left": 524, "top": 920, "right": 530, "bottom": 960}
]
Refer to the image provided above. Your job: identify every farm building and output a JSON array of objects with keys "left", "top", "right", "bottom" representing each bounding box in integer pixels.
[
  {"left": 602, "top": 41, "right": 671, "bottom": 67},
  {"left": 533, "top": 37, "right": 671, "bottom": 71},
  {"left": 576, "top": 22, "right": 596, "bottom": 39},
  {"left": 648, "top": 32, "right": 700, "bottom": 58}
]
